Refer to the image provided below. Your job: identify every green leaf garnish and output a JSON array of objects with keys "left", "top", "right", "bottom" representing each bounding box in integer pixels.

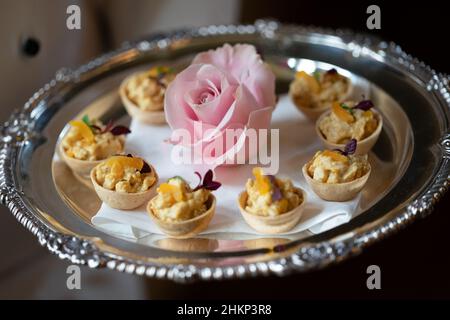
[
  {"left": 313, "top": 70, "right": 321, "bottom": 82},
  {"left": 169, "top": 176, "right": 185, "bottom": 182},
  {"left": 82, "top": 115, "right": 99, "bottom": 133},
  {"left": 82, "top": 115, "right": 91, "bottom": 127},
  {"left": 340, "top": 103, "right": 354, "bottom": 115},
  {"left": 156, "top": 66, "right": 174, "bottom": 77}
]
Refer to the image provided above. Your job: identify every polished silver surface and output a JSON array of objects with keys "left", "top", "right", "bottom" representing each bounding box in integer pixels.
[{"left": 1, "top": 20, "right": 449, "bottom": 282}]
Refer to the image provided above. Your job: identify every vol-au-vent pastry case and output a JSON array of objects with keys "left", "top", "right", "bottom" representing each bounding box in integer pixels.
[{"left": 2, "top": 22, "right": 449, "bottom": 281}]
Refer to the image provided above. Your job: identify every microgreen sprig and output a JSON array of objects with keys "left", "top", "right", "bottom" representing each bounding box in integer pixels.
[
  {"left": 82, "top": 115, "right": 131, "bottom": 136},
  {"left": 149, "top": 66, "right": 174, "bottom": 88},
  {"left": 334, "top": 139, "right": 357, "bottom": 156},
  {"left": 340, "top": 99, "right": 374, "bottom": 115},
  {"left": 312, "top": 70, "right": 321, "bottom": 82},
  {"left": 326, "top": 68, "right": 338, "bottom": 75},
  {"left": 354, "top": 99, "right": 374, "bottom": 111},
  {"left": 340, "top": 103, "right": 354, "bottom": 115},
  {"left": 193, "top": 170, "right": 222, "bottom": 191}
]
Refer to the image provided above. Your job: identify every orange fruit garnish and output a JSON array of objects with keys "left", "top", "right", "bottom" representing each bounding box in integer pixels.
[
  {"left": 253, "top": 167, "right": 271, "bottom": 195},
  {"left": 158, "top": 183, "right": 184, "bottom": 202},
  {"left": 105, "top": 156, "right": 143, "bottom": 171},
  {"left": 69, "top": 120, "right": 94, "bottom": 143},
  {"left": 110, "top": 162, "right": 124, "bottom": 178},
  {"left": 295, "top": 71, "right": 320, "bottom": 94},
  {"left": 322, "top": 150, "right": 349, "bottom": 163},
  {"left": 105, "top": 156, "right": 144, "bottom": 179},
  {"left": 332, "top": 102, "right": 354, "bottom": 124}
]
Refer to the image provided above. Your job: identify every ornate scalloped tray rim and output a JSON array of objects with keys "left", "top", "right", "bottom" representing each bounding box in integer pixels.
[{"left": 1, "top": 20, "right": 449, "bottom": 282}]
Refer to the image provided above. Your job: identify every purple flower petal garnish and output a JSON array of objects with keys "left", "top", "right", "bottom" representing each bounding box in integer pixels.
[
  {"left": 110, "top": 125, "right": 131, "bottom": 136},
  {"left": 332, "top": 139, "right": 357, "bottom": 156},
  {"left": 192, "top": 169, "right": 222, "bottom": 191},
  {"left": 204, "top": 181, "right": 221, "bottom": 191},
  {"left": 194, "top": 171, "right": 202, "bottom": 183},
  {"left": 90, "top": 124, "right": 101, "bottom": 132},
  {"left": 354, "top": 99, "right": 374, "bottom": 111},
  {"left": 344, "top": 139, "right": 357, "bottom": 155},
  {"left": 203, "top": 170, "right": 213, "bottom": 185},
  {"left": 268, "top": 175, "right": 283, "bottom": 202},
  {"left": 140, "top": 161, "right": 151, "bottom": 174},
  {"left": 193, "top": 171, "right": 203, "bottom": 191},
  {"left": 202, "top": 169, "right": 221, "bottom": 191},
  {"left": 101, "top": 120, "right": 114, "bottom": 133}
]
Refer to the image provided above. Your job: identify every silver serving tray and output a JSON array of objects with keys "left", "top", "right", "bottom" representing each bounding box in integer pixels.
[{"left": 1, "top": 21, "right": 449, "bottom": 282}]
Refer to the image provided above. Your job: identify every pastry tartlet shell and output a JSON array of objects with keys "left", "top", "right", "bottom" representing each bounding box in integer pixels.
[
  {"left": 289, "top": 77, "right": 353, "bottom": 121},
  {"left": 90, "top": 163, "right": 158, "bottom": 210},
  {"left": 302, "top": 161, "right": 371, "bottom": 201},
  {"left": 147, "top": 194, "right": 216, "bottom": 239},
  {"left": 315, "top": 109, "right": 383, "bottom": 155},
  {"left": 59, "top": 137, "right": 125, "bottom": 179},
  {"left": 238, "top": 187, "right": 306, "bottom": 234},
  {"left": 119, "top": 73, "right": 166, "bottom": 125}
]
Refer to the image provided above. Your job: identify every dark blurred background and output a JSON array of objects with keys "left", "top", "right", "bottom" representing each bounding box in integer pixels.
[{"left": 0, "top": 0, "right": 449, "bottom": 299}]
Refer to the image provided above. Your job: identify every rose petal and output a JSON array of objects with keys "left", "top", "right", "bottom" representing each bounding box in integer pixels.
[
  {"left": 190, "top": 85, "right": 262, "bottom": 144},
  {"left": 165, "top": 64, "right": 206, "bottom": 130},
  {"left": 193, "top": 44, "right": 276, "bottom": 109},
  {"left": 193, "top": 44, "right": 259, "bottom": 84},
  {"left": 241, "top": 61, "right": 276, "bottom": 109},
  {"left": 186, "top": 84, "right": 237, "bottom": 125}
]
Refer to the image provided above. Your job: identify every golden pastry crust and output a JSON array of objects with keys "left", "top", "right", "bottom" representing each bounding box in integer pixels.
[
  {"left": 125, "top": 67, "right": 175, "bottom": 111},
  {"left": 244, "top": 169, "right": 303, "bottom": 217},
  {"left": 307, "top": 150, "right": 370, "bottom": 184},
  {"left": 94, "top": 158, "right": 156, "bottom": 193},
  {"left": 290, "top": 69, "right": 349, "bottom": 109},
  {"left": 61, "top": 121, "right": 124, "bottom": 161},
  {"left": 150, "top": 177, "right": 211, "bottom": 222},
  {"left": 319, "top": 101, "right": 378, "bottom": 144}
]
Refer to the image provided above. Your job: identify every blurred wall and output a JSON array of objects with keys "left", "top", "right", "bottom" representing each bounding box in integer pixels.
[
  {"left": 104, "top": 0, "right": 240, "bottom": 47},
  {"left": 0, "top": 0, "right": 103, "bottom": 119}
]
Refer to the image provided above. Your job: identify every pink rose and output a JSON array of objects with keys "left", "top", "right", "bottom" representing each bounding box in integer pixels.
[{"left": 165, "top": 43, "right": 276, "bottom": 170}]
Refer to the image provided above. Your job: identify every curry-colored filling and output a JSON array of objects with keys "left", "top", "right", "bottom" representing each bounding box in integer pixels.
[
  {"left": 94, "top": 156, "right": 156, "bottom": 193},
  {"left": 62, "top": 120, "right": 123, "bottom": 161},
  {"left": 245, "top": 168, "right": 303, "bottom": 217},
  {"left": 150, "top": 177, "right": 210, "bottom": 222},
  {"left": 307, "top": 150, "right": 369, "bottom": 184},
  {"left": 289, "top": 70, "right": 350, "bottom": 109},
  {"left": 319, "top": 101, "right": 378, "bottom": 144},
  {"left": 125, "top": 66, "right": 175, "bottom": 111}
]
